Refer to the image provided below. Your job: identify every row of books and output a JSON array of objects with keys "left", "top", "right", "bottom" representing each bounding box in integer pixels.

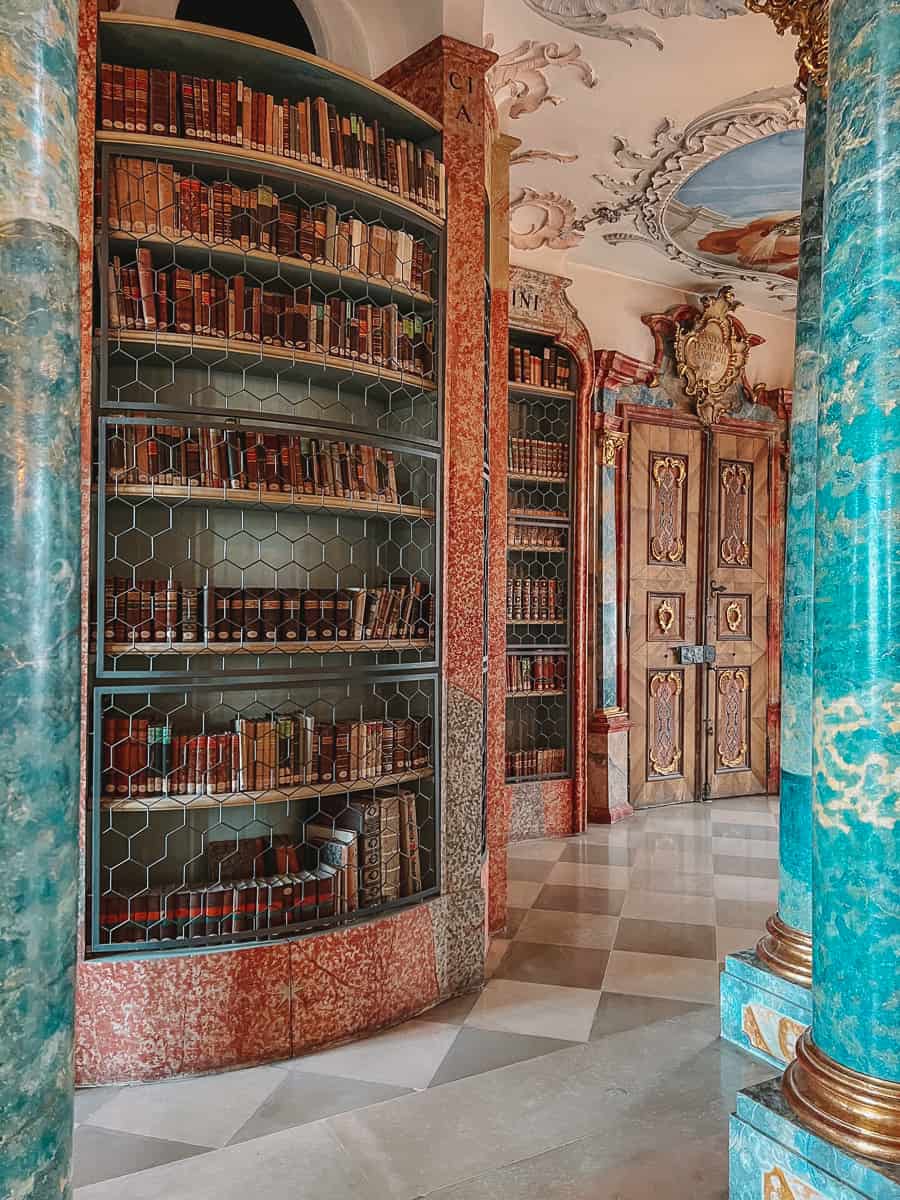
[
  {"left": 508, "top": 346, "right": 571, "bottom": 390},
  {"left": 506, "top": 577, "right": 564, "bottom": 622},
  {"left": 507, "top": 523, "right": 566, "bottom": 549},
  {"left": 104, "top": 157, "right": 435, "bottom": 295},
  {"left": 508, "top": 438, "right": 568, "bottom": 479},
  {"left": 107, "top": 424, "right": 409, "bottom": 504},
  {"left": 99, "top": 64, "right": 446, "bottom": 217},
  {"left": 102, "top": 580, "right": 432, "bottom": 646},
  {"left": 506, "top": 655, "right": 567, "bottom": 693},
  {"left": 108, "top": 257, "right": 435, "bottom": 377},
  {"left": 100, "top": 797, "right": 422, "bottom": 940},
  {"left": 506, "top": 749, "right": 567, "bottom": 778},
  {"left": 508, "top": 504, "right": 568, "bottom": 520},
  {"left": 101, "top": 715, "right": 431, "bottom": 797}
]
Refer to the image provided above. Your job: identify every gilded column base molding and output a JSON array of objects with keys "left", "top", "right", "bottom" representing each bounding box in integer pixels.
[
  {"left": 743, "top": 0, "right": 830, "bottom": 97},
  {"left": 756, "top": 912, "right": 813, "bottom": 989},
  {"left": 784, "top": 1032, "right": 900, "bottom": 1164}
]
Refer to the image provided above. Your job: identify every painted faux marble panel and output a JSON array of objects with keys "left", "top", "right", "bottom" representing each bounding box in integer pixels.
[
  {"left": 430, "top": 887, "right": 486, "bottom": 997},
  {"left": 721, "top": 953, "right": 811, "bottom": 1070},
  {"left": 777, "top": 82, "right": 824, "bottom": 938},
  {"left": 812, "top": 0, "right": 900, "bottom": 1083}
]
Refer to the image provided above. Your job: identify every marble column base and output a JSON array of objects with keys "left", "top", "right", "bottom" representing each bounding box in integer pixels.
[
  {"left": 587, "top": 711, "right": 632, "bottom": 823},
  {"left": 721, "top": 950, "right": 811, "bottom": 1070},
  {"left": 731, "top": 1079, "right": 900, "bottom": 1199}
]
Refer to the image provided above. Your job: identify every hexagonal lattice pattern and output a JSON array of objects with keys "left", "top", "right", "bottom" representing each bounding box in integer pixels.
[
  {"left": 505, "top": 342, "right": 572, "bottom": 781},
  {"left": 94, "top": 678, "right": 437, "bottom": 949},
  {"left": 91, "top": 143, "right": 443, "bottom": 953}
]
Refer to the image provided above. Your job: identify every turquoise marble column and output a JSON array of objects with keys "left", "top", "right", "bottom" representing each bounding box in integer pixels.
[
  {"left": 0, "top": 2, "right": 82, "bottom": 1198},
  {"left": 806, "top": 0, "right": 900, "bottom": 1085}
]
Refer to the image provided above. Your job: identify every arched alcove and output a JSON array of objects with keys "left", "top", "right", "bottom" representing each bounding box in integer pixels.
[{"left": 174, "top": 0, "right": 317, "bottom": 52}]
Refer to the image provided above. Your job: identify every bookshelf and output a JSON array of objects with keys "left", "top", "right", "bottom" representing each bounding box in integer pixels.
[
  {"left": 88, "top": 16, "right": 444, "bottom": 954},
  {"left": 505, "top": 331, "right": 574, "bottom": 783}
]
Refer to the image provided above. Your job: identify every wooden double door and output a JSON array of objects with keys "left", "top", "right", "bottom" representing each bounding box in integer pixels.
[{"left": 627, "top": 413, "right": 775, "bottom": 807}]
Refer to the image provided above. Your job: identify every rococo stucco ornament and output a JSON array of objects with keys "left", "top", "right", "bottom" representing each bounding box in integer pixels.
[
  {"left": 510, "top": 186, "right": 583, "bottom": 251},
  {"left": 574, "top": 87, "right": 803, "bottom": 307},
  {"left": 522, "top": 0, "right": 746, "bottom": 50},
  {"left": 743, "top": 0, "right": 829, "bottom": 97},
  {"left": 674, "top": 287, "right": 751, "bottom": 423},
  {"left": 485, "top": 35, "right": 598, "bottom": 120}
]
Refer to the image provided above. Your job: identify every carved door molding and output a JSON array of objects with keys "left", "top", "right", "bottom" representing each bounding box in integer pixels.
[{"left": 624, "top": 407, "right": 778, "bottom": 806}]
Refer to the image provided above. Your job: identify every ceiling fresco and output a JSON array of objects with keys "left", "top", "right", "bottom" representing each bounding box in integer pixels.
[{"left": 485, "top": 0, "right": 804, "bottom": 313}]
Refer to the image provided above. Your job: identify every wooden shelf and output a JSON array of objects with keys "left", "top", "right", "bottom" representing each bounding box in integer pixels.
[
  {"left": 102, "top": 328, "right": 437, "bottom": 392},
  {"left": 507, "top": 510, "right": 567, "bottom": 525},
  {"left": 105, "top": 482, "right": 435, "bottom": 519},
  {"left": 101, "top": 767, "right": 434, "bottom": 812},
  {"left": 507, "top": 381, "right": 575, "bottom": 400},
  {"left": 106, "top": 638, "right": 432, "bottom": 655},
  {"left": 506, "top": 771, "right": 570, "bottom": 784},
  {"left": 506, "top": 690, "right": 566, "bottom": 698},
  {"left": 507, "top": 472, "right": 568, "bottom": 484},
  {"left": 506, "top": 545, "right": 566, "bottom": 553},
  {"left": 96, "top": 132, "right": 444, "bottom": 230},
  {"left": 99, "top": 15, "right": 442, "bottom": 137},
  {"left": 506, "top": 619, "right": 566, "bottom": 625},
  {"left": 105, "top": 231, "right": 435, "bottom": 307}
]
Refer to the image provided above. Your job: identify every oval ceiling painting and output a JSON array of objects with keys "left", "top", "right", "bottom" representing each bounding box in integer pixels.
[{"left": 665, "top": 129, "right": 804, "bottom": 282}]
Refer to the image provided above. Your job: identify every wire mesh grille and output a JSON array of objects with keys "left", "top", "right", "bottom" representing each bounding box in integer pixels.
[
  {"left": 505, "top": 338, "right": 573, "bottom": 781},
  {"left": 90, "top": 136, "right": 443, "bottom": 953}
]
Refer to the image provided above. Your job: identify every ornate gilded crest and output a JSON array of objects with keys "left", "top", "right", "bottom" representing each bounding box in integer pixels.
[{"left": 674, "top": 287, "right": 750, "bottom": 425}]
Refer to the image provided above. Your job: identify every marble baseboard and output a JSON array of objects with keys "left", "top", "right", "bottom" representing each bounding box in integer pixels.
[
  {"left": 731, "top": 1079, "right": 900, "bottom": 1199},
  {"left": 720, "top": 950, "right": 812, "bottom": 1070}
]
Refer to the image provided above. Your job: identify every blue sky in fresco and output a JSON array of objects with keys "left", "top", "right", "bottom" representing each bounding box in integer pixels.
[{"left": 675, "top": 130, "right": 804, "bottom": 220}]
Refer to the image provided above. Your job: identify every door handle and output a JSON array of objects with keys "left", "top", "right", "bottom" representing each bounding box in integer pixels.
[{"left": 709, "top": 582, "right": 726, "bottom": 594}]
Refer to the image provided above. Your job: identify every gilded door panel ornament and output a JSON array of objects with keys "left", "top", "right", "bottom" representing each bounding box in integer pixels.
[
  {"left": 657, "top": 598, "right": 674, "bottom": 634},
  {"left": 648, "top": 670, "right": 683, "bottom": 777},
  {"left": 674, "top": 287, "right": 750, "bottom": 424},
  {"left": 717, "top": 668, "right": 749, "bottom": 770},
  {"left": 719, "top": 459, "right": 752, "bottom": 566},
  {"left": 726, "top": 601, "right": 743, "bottom": 631},
  {"left": 649, "top": 453, "right": 687, "bottom": 564}
]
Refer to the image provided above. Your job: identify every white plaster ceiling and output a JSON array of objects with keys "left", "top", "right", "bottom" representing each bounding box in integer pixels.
[{"left": 485, "top": 0, "right": 804, "bottom": 313}]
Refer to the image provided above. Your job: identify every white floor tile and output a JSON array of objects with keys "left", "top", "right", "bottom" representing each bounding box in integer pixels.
[
  {"left": 466, "top": 979, "right": 601, "bottom": 1042},
  {"left": 294, "top": 1019, "right": 460, "bottom": 1090},
  {"left": 632, "top": 848, "right": 714, "bottom": 874},
  {"left": 711, "top": 808, "right": 777, "bottom": 827},
  {"left": 84, "top": 1065, "right": 285, "bottom": 1149},
  {"left": 711, "top": 836, "right": 779, "bottom": 859},
  {"left": 713, "top": 874, "right": 779, "bottom": 903},
  {"left": 486, "top": 938, "right": 511, "bottom": 977},
  {"left": 545, "top": 860, "right": 632, "bottom": 890},
  {"left": 602, "top": 951, "right": 721, "bottom": 1004}
]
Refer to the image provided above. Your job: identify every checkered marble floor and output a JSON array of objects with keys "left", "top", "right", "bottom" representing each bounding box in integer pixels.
[{"left": 73, "top": 796, "right": 779, "bottom": 1198}]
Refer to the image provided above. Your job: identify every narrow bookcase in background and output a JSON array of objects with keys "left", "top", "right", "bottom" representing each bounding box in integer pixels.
[
  {"left": 89, "top": 15, "right": 444, "bottom": 953},
  {"left": 505, "top": 330, "right": 574, "bottom": 782}
]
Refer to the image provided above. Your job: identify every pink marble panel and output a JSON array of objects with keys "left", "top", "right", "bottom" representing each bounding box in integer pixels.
[
  {"left": 543, "top": 780, "right": 575, "bottom": 839},
  {"left": 290, "top": 905, "right": 439, "bottom": 1056},
  {"left": 182, "top": 943, "right": 292, "bottom": 1074}
]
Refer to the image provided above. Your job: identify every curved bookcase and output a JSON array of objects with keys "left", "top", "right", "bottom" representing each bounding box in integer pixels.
[{"left": 87, "top": 15, "right": 445, "bottom": 965}]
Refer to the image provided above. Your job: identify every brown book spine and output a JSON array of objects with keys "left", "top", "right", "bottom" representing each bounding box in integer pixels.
[{"left": 100, "top": 63, "right": 114, "bottom": 129}]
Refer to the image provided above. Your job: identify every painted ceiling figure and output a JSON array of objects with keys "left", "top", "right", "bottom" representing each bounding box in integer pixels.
[{"left": 522, "top": 0, "right": 746, "bottom": 47}]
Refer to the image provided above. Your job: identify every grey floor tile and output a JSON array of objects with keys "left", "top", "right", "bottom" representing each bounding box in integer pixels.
[
  {"left": 229, "top": 1071, "right": 412, "bottom": 1144},
  {"left": 514, "top": 907, "right": 619, "bottom": 950},
  {"left": 74, "top": 1086, "right": 122, "bottom": 1125},
  {"left": 508, "top": 857, "right": 556, "bottom": 883},
  {"left": 589, "top": 992, "right": 709, "bottom": 1040},
  {"left": 420, "top": 991, "right": 482, "bottom": 1025},
  {"left": 504, "top": 906, "right": 527, "bottom": 938},
  {"left": 534, "top": 883, "right": 625, "bottom": 915},
  {"left": 493, "top": 940, "right": 610, "bottom": 989},
  {"left": 73, "top": 1124, "right": 208, "bottom": 1189},
  {"left": 614, "top": 917, "right": 717, "bottom": 960},
  {"left": 74, "top": 1121, "right": 369, "bottom": 1200},
  {"left": 429, "top": 1027, "right": 577, "bottom": 1088},
  {"left": 715, "top": 897, "right": 775, "bottom": 929},
  {"left": 713, "top": 853, "right": 780, "bottom": 878},
  {"left": 559, "top": 841, "right": 637, "bottom": 866}
]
